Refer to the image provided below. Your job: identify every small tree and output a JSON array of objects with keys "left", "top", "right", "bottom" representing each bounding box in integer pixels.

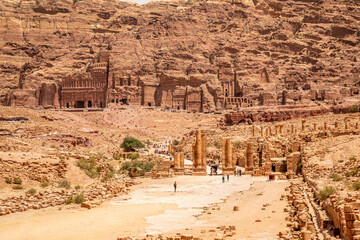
[{"left": 120, "top": 137, "right": 145, "bottom": 152}]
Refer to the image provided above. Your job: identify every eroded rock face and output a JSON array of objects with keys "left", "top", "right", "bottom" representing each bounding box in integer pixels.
[{"left": 0, "top": 0, "right": 359, "bottom": 110}]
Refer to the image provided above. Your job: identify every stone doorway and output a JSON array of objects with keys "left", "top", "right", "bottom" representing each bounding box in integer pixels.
[
  {"left": 88, "top": 101, "right": 92, "bottom": 108},
  {"left": 75, "top": 101, "right": 85, "bottom": 108}
]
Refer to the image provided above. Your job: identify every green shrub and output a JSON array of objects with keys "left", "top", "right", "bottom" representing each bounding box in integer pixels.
[
  {"left": 350, "top": 105, "right": 358, "bottom": 113},
  {"left": 214, "top": 141, "right": 221, "bottom": 149},
  {"left": 121, "top": 160, "right": 154, "bottom": 176},
  {"left": 120, "top": 137, "right": 145, "bottom": 152},
  {"left": 101, "top": 168, "right": 115, "bottom": 182},
  {"left": 345, "top": 168, "right": 359, "bottom": 177},
  {"left": 58, "top": 180, "right": 71, "bottom": 189},
  {"left": 13, "top": 185, "right": 23, "bottom": 190},
  {"left": 329, "top": 173, "right": 344, "bottom": 182},
  {"left": 128, "top": 153, "right": 140, "bottom": 160},
  {"left": 5, "top": 178, "right": 12, "bottom": 184},
  {"left": 349, "top": 156, "right": 357, "bottom": 161},
  {"left": 318, "top": 186, "right": 336, "bottom": 201},
  {"left": 77, "top": 158, "right": 100, "bottom": 179},
  {"left": 113, "top": 153, "right": 121, "bottom": 160},
  {"left": 352, "top": 180, "right": 360, "bottom": 191},
  {"left": 173, "top": 140, "right": 179, "bottom": 146},
  {"left": 74, "top": 194, "right": 84, "bottom": 204},
  {"left": 75, "top": 185, "right": 81, "bottom": 190},
  {"left": 13, "top": 177, "right": 22, "bottom": 185},
  {"left": 65, "top": 195, "right": 73, "bottom": 205},
  {"left": 26, "top": 188, "right": 36, "bottom": 195},
  {"left": 40, "top": 181, "right": 50, "bottom": 188},
  {"left": 233, "top": 141, "right": 241, "bottom": 148},
  {"left": 121, "top": 161, "right": 131, "bottom": 171}
]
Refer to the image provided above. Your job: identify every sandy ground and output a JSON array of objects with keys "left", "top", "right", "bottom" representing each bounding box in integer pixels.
[{"left": 0, "top": 176, "right": 288, "bottom": 240}]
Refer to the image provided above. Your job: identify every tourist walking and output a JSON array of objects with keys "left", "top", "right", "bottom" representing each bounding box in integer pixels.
[
  {"left": 222, "top": 174, "right": 225, "bottom": 183},
  {"left": 234, "top": 169, "right": 237, "bottom": 176},
  {"left": 174, "top": 181, "right": 177, "bottom": 192},
  {"left": 227, "top": 174, "right": 229, "bottom": 181}
]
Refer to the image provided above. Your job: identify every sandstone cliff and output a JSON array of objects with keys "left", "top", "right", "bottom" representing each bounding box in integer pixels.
[{"left": 0, "top": 0, "right": 359, "bottom": 109}]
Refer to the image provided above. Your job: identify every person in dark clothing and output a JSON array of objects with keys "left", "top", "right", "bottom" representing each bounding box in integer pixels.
[
  {"left": 227, "top": 174, "right": 229, "bottom": 181},
  {"left": 174, "top": 181, "right": 177, "bottom": 192},
  {"left": 222, "top": 174, "right": 225, "bottom": 183},
  {"left": 234, "top": 169, "right": 237, "bottom": 176}
]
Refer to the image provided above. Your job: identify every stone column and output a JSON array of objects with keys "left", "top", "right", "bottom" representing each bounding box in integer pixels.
[
  {"left": 313, "top": 123, "right": 317, "bottom": 131},
  {"left": 246, "top": 143, "right": 254, "bottom": 171},
  {"left": 201, "top": 133, "right": 206, "bottom": 168},
  {"left": 180, "top": 154, "right": 185, "bottom": 169},
  {"left": 291, "top": 124, "right": 295, "bottom": 134},
  {"left": 269, "top": 127, "right": 273, "bottom": 136},
  {"left": 174, "top": 153, "right": 180, "bottom": 168},
  {"left": 252, "top": 125, "right": 256, "bottom": 138},
  {"left": 335, "top": 121, "right": 338, "bottom": 129},
  {"left": 324, "top": 122, "right": 328, "bottom": 131},
  {"left": 195, "top": 130, "right": 202, "bottom": 168},
  {"left": 261, "top": 126, "right": 264, "bottom": 138},
  {"left": 275, "top": 125, "right": 278, "bottom": 136},
  {"left": 301, "top": 120, "right": 306, "bottom": 132},
  {"left": 222, "top": 139, "right": 226, "bottom": 163},
  {"left": 192, "top": 145, "right": 196, "bottom": 168},
  {"left": 225, "top": 139, "right": 232, "bottom": 168},
  {"left": 192, "top": 130, "right": 207, "bottom": 176}
]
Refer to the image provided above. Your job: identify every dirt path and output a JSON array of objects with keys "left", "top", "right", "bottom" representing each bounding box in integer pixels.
[
  {"left": 0, "top": 203, "right": 173, "bottom": 240},
  {"left": 0, "top": 176, "right": 288, "bottom": 240},
  {"left": 182, "top": 180, "right": 290, "bottom": 239}
]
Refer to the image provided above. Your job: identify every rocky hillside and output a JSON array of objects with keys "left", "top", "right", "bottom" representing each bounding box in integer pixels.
[{"left": 0, "top": 0, "right": 359, "bottom": 106}]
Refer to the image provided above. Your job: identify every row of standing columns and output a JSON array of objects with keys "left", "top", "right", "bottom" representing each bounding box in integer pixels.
[
  {"left": 252, "top": 119, "right": 360, "bottom": 138},
  {"left": 190, "top": 131, "right": 258, "bottom": 175}
]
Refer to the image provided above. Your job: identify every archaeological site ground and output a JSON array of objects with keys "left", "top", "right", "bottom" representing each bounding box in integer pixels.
[{"left": 0, "top": 0, "right": 360, "bottom": 239}]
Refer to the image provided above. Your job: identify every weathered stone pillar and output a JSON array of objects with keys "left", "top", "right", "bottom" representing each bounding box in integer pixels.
[
  {"left": 261, "top": 126, "right": 264, "bottom": 138},
  {"left": 168, "top": 142, "right": 173, "bottom": 154},
  {"left": 269, "top": 127, "right": 273, "bottom": 136},
  {"left": 291, "top": 124, "right": 295, "bottom": 134},
  {"left": 301, "top": 120, "right": 306, "bottom": 132},
  {"left": 201, "top": 133, "right": 206, "bottom": 168},
  {"left": 174, "top": 153, "right": 185, "bottom": 175},
  {"left": 225, "top": 139, "right": 232, "bottom": 168},
  {"left": 246, "top": 143, "right": 254, "bottom": 171},
  {"left": 222, "top": 138, "right": 226, "bottom": 163},
  {"left": 222, "top": 139, "right": 235, "bottom": 174},
  {"left": 252, "top": 125, "right": 256, "bottom": 138},
  {"left": 324, "top": 122, "right": 328, "bottom": 131},
  {"left": 192, "top": 130, "right": 206, "bottom": 176},
  {"left": 275, "top": 125, "right": 278, "bottom": 136},
  {"left": 335, "top": 121, "right": 338, "bottom": 129},
  {"left": 195, "top": 130, "right": 202, "bottom": 168},
  {"left": 313, "top": 123, "right": 317, "bottom": 131},
  {"left": 180, "top": 154, "right": 185, "bottom": 169},
  {"left": 174, "top": 153, "right": 180, "bottom": 168}
]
